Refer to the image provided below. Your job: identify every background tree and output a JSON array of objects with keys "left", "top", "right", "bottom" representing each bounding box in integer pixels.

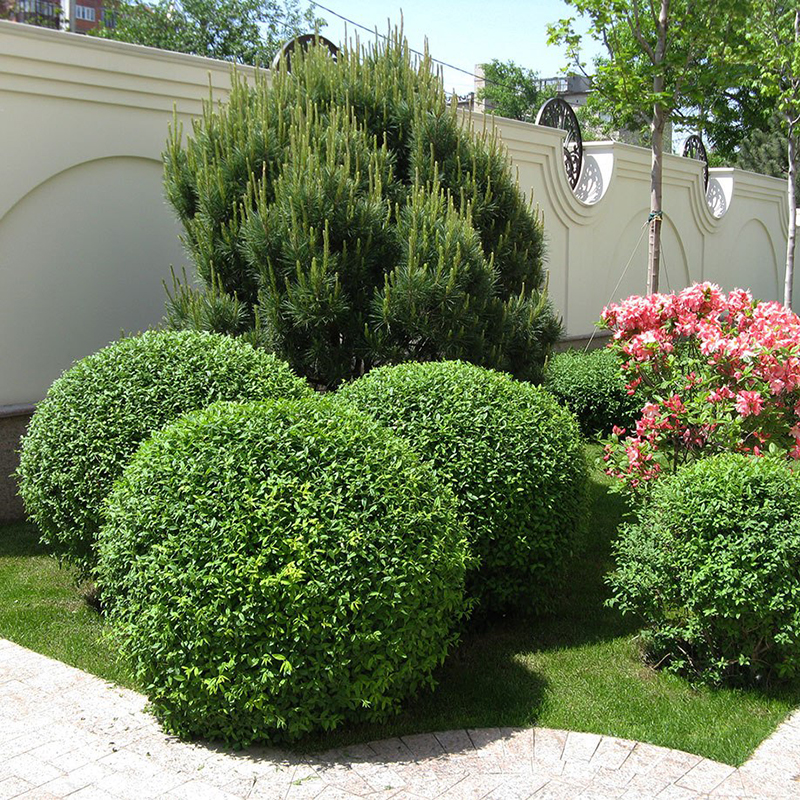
[
  {"left": 744, "top": 3, "right": 799, "bottom": 308},
  {"left": 549, "top": 0, "right": 749, "bottom": 295},
  {"left": 734, "top": 114, "right": 800, "bottom": 205},
  {"left": 163, "top": 35, "right": 561, "bottom": 389},
  {"left": 93, "top": 0, "right": 321, "bottom": 65},
  {"left": 476, "top": 59, "right": 556, "bottom": 122}
]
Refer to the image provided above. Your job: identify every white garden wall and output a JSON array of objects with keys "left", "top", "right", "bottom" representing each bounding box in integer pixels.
[
  {"left": 486, "top": 117, "right": 791, "bottom": 339},
  {"left": 0, "top": 20, "right": 792, "bottom": 408}
]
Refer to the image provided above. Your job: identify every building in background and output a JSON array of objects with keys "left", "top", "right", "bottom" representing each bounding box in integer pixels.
[
  {"left": 472, "top": 66, "right": 592, "bottom": 116},
  {"left": 3, "top": 0, "right": 62, "bottom": 28},
  {"left": 2, "top": 0, "right": 111, "bottom": 31}
]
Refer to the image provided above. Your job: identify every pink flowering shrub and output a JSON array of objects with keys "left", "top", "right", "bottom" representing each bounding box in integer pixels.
[{"left": 601, "top": 282, "right": 800, "bottom": 490}]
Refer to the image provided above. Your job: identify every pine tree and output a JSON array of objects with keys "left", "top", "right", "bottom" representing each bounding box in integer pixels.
[
  {"left": 735, "top": 114, "right": 800, "bottom": 204},
  {"left": 163, "top": 33, "right": 560, "bottom": 388}
]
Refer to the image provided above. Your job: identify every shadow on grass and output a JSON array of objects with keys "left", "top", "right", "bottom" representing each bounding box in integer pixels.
[
  {"left": 0, "top": 520, "right": 48, "bottom": 557},
  {"left": 0, "top": 519, "right": 136, "bottom": 688},
  {"left": 4, "top": 463, "right": 800, "bottom": 764},
  {"left": 292, "top": 464, "right": 636, "bottom": 753}
]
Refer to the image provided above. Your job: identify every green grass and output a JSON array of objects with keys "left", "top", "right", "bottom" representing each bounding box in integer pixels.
[
  {"left": 0, "top": 522, "right": 135, "bottom": 689},
  {"left": 1, "top": 445, "right": 798, "bottom": 765}
]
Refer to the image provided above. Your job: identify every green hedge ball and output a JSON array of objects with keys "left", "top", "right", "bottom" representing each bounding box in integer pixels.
[
  {"left": 339, "top": 360, "right": 589, "bottom": 614},
  {"left": 97, "top": 397, "right": 470, "bottom": 745},
  {"left": 17, "top": 329, "right": 311, "bottom": 576},
  {"left": 609, "top": 453, "right": 800, "bottom": 685},
  {"left": 544, "top": 348, "right": 639, "bottom": 436}
]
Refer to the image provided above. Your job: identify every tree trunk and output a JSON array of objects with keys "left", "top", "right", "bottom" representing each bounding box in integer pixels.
[
  {"left": 647, "top": 0, "right": 669, "bottom": 296},
  {"left": 786, "top": 121, "right": 797, "bottom": 309},
  {"left": 647, "top": 102, "right": 665, "bottom": 296}
]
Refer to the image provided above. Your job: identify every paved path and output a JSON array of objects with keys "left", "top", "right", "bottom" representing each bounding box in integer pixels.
[{"left": 1, "top": 639, "right": 799, "bottom": 799}]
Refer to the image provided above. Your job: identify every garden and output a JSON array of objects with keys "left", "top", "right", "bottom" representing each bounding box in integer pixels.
[{"left": 3, "top": 34, "right": 800, "bottom": 770}]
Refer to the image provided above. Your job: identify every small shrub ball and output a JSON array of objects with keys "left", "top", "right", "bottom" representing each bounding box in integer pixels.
[
  {"left": 17, "top": 330, "right": 311, "bottom": 576},
  {"left": 608, "top": 453, "right": 800, "bottom": 685},
  {"left": 544, "top": 348, "right": 639, "bottom": 437},
  {"left": 339, "top": 360, "right": 588, "bottom": 613},
  {"left": 96, "top": 397, "right": 469, "bottom": 745}
]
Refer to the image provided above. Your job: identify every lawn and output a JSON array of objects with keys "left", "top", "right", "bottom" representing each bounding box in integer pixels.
[{"left": 1, "top": 444, "right": 798, "bottom": 765}]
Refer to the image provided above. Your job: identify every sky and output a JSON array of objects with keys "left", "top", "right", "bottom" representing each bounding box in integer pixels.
[{"left": 310, "top": 0, "right": 605, "bottom": 97}]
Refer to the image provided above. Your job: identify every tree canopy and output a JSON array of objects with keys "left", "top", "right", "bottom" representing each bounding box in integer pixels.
[
  {"left": 476, "top": 59, "right": 556, "bottom": 122},
  {"left": 549, "top": 0, "right": 750, "bottom": 294},
  {"left": 93, "top": 0, "right": 322, "bottom": 65}
]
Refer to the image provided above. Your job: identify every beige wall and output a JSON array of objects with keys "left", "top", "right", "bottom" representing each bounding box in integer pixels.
[
  {"left": 0, "top": 21, "right": 792, "bottom": 409},
  {"left": 483, "top": 116, "right": 791, "bottom": 337},
  {"left": 0, "top": 21, "right": 253, "bottom": 408}
]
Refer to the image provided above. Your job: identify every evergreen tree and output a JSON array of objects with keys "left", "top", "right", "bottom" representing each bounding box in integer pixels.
[
  {"left": 163, "top": 34, "right": 560, "bottom": 388},
  {"left": 735, "top": 114, "right": 800, "bottom": 203}
]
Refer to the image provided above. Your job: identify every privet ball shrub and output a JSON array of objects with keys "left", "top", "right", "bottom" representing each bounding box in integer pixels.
[
  {"left": 96, "top": 398, "right": 469, "bottom": 745},
  {"left": 338, "top": 361, "right": 588, "bottom": 613},
  {"left": 544, "top": 348, "right": 638, "bottom": 436},
  {"left": 608, "top": 454, "right": 800, "bottom": 685},
  {"left": 17, "top": 330, "right": 311, "bottom": 576},
  {"left": 163, "top": 32, "right": 561, "bottom": 388}
]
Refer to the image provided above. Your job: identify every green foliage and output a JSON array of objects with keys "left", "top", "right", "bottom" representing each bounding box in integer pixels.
[
  {"left": 544, "top": 348, "right": 639, "bottom": 436},
  {"left": 93, "top": 0, "right": 321, "bottom": 65},
  {"left": 476, "top": 59, "right": 556, "bottom": 122},
  {"left": 16, "top": 330, "right": 310, "bottom": 577},
  {"left": 735, "top": 114, "right": 797, "bottom": 199},
  {"left": 5, "top": 451, "right": 800, "bottom": 765},
  {"left": 163, "top": 34, "right": 560, "bottom": 389},
  {"left": 338, "top": 360, "right": 589, "bottom": 614},
  {"left": 548, "top": 1, "right": 750, "bottom": 137},
  {"left": 608, "top": 454, "right": 800, "bottom": 685},
  {"left": 96, "top": 397, "right": 469, "bottom": 745}
]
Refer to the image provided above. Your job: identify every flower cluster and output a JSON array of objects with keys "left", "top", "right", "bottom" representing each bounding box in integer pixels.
[{"left": 601, "top": 283, "right": 800, "bottom": 490}]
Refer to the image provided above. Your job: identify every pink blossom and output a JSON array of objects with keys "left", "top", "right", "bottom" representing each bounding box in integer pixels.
[
  {"left": 601, "top": 283, "right": 800, "bottom": 490},
  {"left": 735, "top": 390, "right": 764, "bottom": 417}
]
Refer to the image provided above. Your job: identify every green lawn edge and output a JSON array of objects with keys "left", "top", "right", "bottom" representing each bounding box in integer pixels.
[{"left": 1, "top": 444, "right": 797, "bottom": 765}]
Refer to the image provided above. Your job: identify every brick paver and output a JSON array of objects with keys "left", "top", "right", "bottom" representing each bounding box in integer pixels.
[{"left": 1, "top": 638, "right": 799, "bottom": 799}]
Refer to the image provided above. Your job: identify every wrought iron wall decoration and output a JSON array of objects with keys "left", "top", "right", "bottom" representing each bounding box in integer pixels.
[
  {"left": 272, "top": 34, "right": 340, "bottom": 72},
  {"left": 535, "top": 98, "right": 583, "bottom": 190},
  {"left": 682, "top": 134, "right": 709, "bottom": 192}
]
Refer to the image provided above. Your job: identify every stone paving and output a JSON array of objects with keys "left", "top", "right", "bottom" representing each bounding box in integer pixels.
[{"left": 1, "top": 639, "right": 800, "bottom": 799}]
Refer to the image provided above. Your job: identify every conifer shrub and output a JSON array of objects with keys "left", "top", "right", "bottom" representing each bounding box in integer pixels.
[
  {"left": 338, "top": 361, "right": 588, "bottom": 613},
  {"left": 96, "top": 397, "right": 469, "bottom": 745},
  {"left": 608, "top": 454, "right": 800, "bottom": 685},
  {"left": 163, "top": 33, "right": 561, "bottom": 389},
  {"left": 16, "top": 330, "right": 310, "bottom": 577},
  {"left": 544, "top": 348, "right": 638, "bottom": 436}
]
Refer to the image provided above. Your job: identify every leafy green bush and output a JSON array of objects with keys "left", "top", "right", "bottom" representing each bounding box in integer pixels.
[
  {"left": 338, "top": 360, "right": 588, "bottom": 613},
  {"left": 16, "top": 330, "right": 310, "bottom": 576},
  {"left": 96, "top": 398, "right": 469, "bottom": 745},
  {"left": 163, "top": 33, "right": 561, "bottom": 388},
  {"left": 608, "top": 453, "right": 800, "bottom": 685},
  {"left": 544, "top": 347, "right": 638, "bottom": 436}
]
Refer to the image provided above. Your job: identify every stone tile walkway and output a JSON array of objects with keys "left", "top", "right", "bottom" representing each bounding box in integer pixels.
[{"left": 1, "top": 639, "right": 799, "bottom": 799}]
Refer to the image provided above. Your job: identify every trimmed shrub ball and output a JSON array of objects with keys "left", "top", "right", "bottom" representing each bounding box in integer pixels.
[
  {"left": 16, "top": 330, "right": 311, "bottom": 577},
  {"left": 338, "top": 360, "right": 588, "bottom": 614},
  {"left": 608, "top": 454, "right": 800, "bottom": 685},
  {"left": 96, "top": 397, "right": 470, "bottom": 745},
  {"left": 544, "top": 347, "right": 638, "bottom": 437}
]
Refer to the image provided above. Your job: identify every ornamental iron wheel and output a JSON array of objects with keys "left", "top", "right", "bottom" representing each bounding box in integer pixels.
[
  {"left": 272, "top": 34, "right": 340, "bottom": 72},
  {"left": 682, "top": 134, "right": 709, "bottom": 192},
  {"left": 535, "top": 97, "right": 583, "bottom": 191}
]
